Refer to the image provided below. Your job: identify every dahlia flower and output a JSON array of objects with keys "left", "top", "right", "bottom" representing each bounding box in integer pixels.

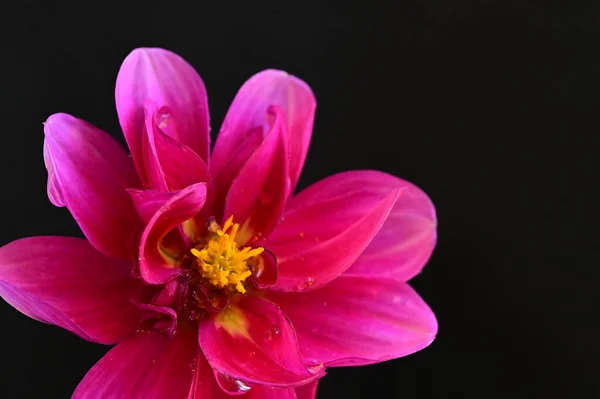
[{"left": 0, "top": 48, "right": 438, "bottom": 398}]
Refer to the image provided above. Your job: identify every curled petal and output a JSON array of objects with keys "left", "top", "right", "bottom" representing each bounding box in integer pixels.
[
  {"left": 211, "top": 69, "right": 315, "bottom": 193},
  {"left": 198, "top": 295, "right": 324, "bottom": 387},
  {"left": 139, "top": 183, "right": 207, "bottom": 284},
  {"left": 223, "top": 106, "right": 290, "bottom": 245},
  {"left": 268, "top": 185, "right": 400, "bottom": 292},
  {"left": 127, "top": 189, "right": 175, "bottom": 225},
  {"left": 211, "top": 126, "right": 263, "bottom": 215},
  {"left": 268, "top": 275, "right": 437, "bottom": 367},
  {"left": 116, "top": 48, "right": 210, "bottom": 183},
  {"left": 0, "top": 237, "right": 141, "bottom": 344},
  {"left": 248, "top": 249, "right": 278, "bottom": 289},
  {"left": 141, "top": 103, "right": 213, "bottom": 193},
  {"left": 73, "top": 328, "right": 199, "bottom": 399},
  {"left": 136, "top": 302, "right": 178, "bottom": 336},
  {"left": 43, "top": 113, "right": 141, "bottom": 260}
]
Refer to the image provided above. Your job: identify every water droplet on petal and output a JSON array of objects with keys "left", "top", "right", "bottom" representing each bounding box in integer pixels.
[
  {"left": 267, "top": 326, "right": 281, "bottom": 340},
  {"left": 235, "top": 380, "right": 252, "bottom": 392},
  {"left": 215, "top": 372, "right": 253, "bottom": 394}
]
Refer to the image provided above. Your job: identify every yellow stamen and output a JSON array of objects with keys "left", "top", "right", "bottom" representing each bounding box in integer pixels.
[{"left": 190, "top": 216, "right": 263, "bottom": 294}]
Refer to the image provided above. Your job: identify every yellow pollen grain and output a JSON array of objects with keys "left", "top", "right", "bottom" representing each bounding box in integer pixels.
[{"left": 191, "top": 216, "right": 263, "bottom": 294}]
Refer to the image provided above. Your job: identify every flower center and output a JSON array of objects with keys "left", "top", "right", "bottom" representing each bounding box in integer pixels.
[{"left": 190, "top": 216, "right": 263, "bottom": 294}]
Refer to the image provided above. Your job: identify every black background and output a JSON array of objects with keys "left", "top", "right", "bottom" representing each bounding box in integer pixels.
[{"left": 1, "top": 1, "right": 598, "bottom": 398}]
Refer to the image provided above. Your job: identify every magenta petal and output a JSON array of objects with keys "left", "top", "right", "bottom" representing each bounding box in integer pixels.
[
  {"left": 198, "top": 295, "right": 323, "bottom": 387},
  {"left": 73, "top": 328, "right": 198, "bottom": 399},
  {"left": 223, "top": 106, "right": 290, "bottom": 244},
  {"left": 268, "top": 185, "right": 400, "bottom": 292},
  {"left": 211, "top": 70, "right": 315, "bottom": 193},
  {"left": 0, "top": 237, "right": 140, "bottom": 344},
  {"left": 339, "top": 172, "right": 437, "bottom": 281},
  {"left": 268, "top": 275, "right": 437, "bottom": 367},
  {"left": 127, "top": 189, "right": 175, "bottom": 225},
  {"left": 141, "top": 103, "right": 213, "bottom": 193},
  {"left": 139, "top": 183, "right": 207, "bottom": 284},
  {"left": 187, "top": 356, "right": 235, "bottom": 398},
  {"left": 295, "top": 380, "right": 319, "bottom": 399},
  {"left": 116, "top": 48, "right": 210, "bottom": 183},
  {"left": 43, "top": 113, "right": 141, "bottom": 260}
]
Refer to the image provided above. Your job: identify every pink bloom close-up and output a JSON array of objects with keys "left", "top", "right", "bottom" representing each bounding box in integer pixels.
[{"left": 0, "top": 48, "right": 438, "bottom": 398}]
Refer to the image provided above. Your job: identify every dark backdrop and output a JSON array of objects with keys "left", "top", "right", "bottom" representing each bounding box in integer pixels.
[{"left": 1, "top": 1, "right": 598, "bottom": 398}]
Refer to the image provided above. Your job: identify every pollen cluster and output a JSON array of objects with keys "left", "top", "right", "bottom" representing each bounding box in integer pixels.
[{"left": 191, "top": 216, "right": 263, "bottom": 294}]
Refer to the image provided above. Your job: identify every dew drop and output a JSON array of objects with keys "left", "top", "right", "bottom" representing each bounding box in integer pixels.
[
  {"left": 235, "top": 380, "right": 252, "bottom": 392},
  {"left": 267, "top": 326, "right": 281, "bottom": 340},
  {"left": 215, "top": 372, "right": 253, "bottom": 394},
  {"left": 296, "top": 276, "right": 315, "bottom": 291}
]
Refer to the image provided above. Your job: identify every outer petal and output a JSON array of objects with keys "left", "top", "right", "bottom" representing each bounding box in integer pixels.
[
  {"left": 223, "top": 106, "right": 290, "bottom": 244},
  {"left": 198, "top": 295, "right": 323, "bottom": 387},
  {"left": 295, "top": 380, "right": 319, "bottom": 399},
  {"left": 267, "top": 275, "right": 437, "bottom": 367},
  {"left": 115, "top": 47, "right": 210, "bottom": 182},
  {"left": 139, "top": 183, "right": 207, "bottom": 284},
  {"left": 73, "top": 327, "right": 198, "bottom": 399},
  {"left": 0, "top": 237, "right": 140, "bottom": 344},
  {"left": 211, "top": 70, "right": 315, "bottom": 193},
  {"left": 44, "top": 113, "right": 141, "bottom": 260},
  {"left": 340, "top": 172, "right": 437, "bottom": 281},
  {"left": 267, "top": 181, "right": 400, "bottom": 292}
]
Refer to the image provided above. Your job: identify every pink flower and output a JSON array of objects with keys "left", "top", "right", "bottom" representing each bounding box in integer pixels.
[{"left": 0, "top": 48, "right": 438, "bottom": 398}]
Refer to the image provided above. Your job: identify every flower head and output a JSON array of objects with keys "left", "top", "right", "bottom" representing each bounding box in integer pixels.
[{"left": 0, "top": 48, "right": 438, "bottom": 398}]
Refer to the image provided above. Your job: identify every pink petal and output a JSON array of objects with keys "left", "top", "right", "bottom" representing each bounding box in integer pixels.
[
  {"left": 127, "top": 189, "right": 175, "bottom": 225},
  {"left": 267, "top": 181, "right": 400, "bottom": 292},
  {"left": 43, "top": 113, "right": 142, "bottom": 260},
  {"left": 141, "top": 103, "right": 213, "bottom": 193},
  {"left": 139, "top": 183, "right": 207, "bottom": 284},
  {"left": 339, "top": 172, "right": 437, "bottom": 281},
  {"left": 198, "top": 295, "right": 324, "bottom": 387},
  {"left": 223, "top": 106, "right": 290, "bottom": 244},
  {"left": 211, "top": 70, "right": 315, "bottom": 193},
  {"left": 295, "top": 380, "right": 319, "bottom": 399},
  {"left": 115, "top": 48, "right": 210, "bottom": 183},
  {"left": 268, "top": 275, "right": 437, "bottom": 367},
  {"left": 0, "top": 237, "right": 141, "bottom": 344},
  {"left": 73, "top": 328, "right": 198, "bottom": 399}
]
